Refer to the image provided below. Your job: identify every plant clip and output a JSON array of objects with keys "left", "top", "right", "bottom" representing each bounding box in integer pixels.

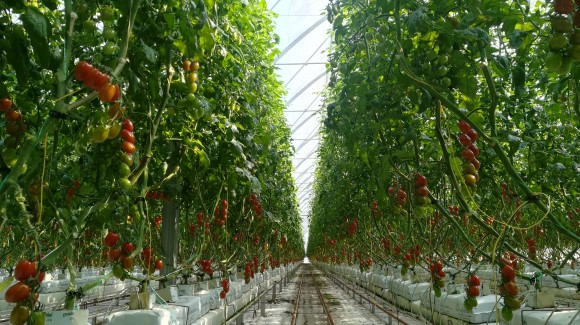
[
  {"left": 49, "top": 110, "right": 68, "bottom": 119},
  {"left": 134, "top": 196, "right": 146, "bottom": 204}
]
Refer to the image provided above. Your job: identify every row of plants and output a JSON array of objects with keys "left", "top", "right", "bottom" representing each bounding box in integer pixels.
[
  {"left": 308, "top": 0, "right": 579, "bottom": 322},
  {"left": 0, "top": 0, "right": 303, "bottom": 323}
]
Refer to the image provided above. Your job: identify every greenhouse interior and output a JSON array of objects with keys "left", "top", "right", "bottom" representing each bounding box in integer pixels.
[{"left": 0, "top": 0, "right": 579, "bottom": 324}]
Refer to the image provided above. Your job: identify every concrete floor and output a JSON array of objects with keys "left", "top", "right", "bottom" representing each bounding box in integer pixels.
[{"left": 236, "top": 263, "right": 427, "bottom": 325}]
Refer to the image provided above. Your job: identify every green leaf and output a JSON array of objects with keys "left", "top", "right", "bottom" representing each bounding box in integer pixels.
[
  {"left": 21, "top": 7, "right": 52, "bottom": 69},
  {"left": 512, "top": 65, "right": 525, "bottom": 97},
  {"left": 40, "top": 0, "right": 58, "bottom": 10},
  {"left": 196, "top": 148, "right": 210, "bottom": 168},
  {"left": 5, "top": 29, "right": 30, "bottom": 85},
  {"left": 491, "top": 55, "right": 510, "bottom": 79},
  {"left": 140, "top": 40, "right": 158, "bottom": 63},
  {"left": 406, "top": 7, "right": 428, "bottom": 35}
]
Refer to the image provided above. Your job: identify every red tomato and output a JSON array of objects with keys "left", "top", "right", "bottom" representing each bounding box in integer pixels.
[
  {"left": 121, "top": 141, "right": 136, "bottom": 154},
  {"left": 92, "top": 72, "right": 110, "bottom": 91},
  {"left": 459, "top": 134, "right": 472, "bottom": 147},
  {"left": 14, "top": 260, "right": 36, "bottom": 282},
  {"left": 0, "top": 97, "right": 13, "bottom": 111},
  {"left": 74, "top": 61, "right": 93, "bottom": 81},
  {"left": 469, "top": 275, "right": 481, "bottom": 286},
  {"left": 120, "top": 256, "right": 134, "bottom": 270},
  {"left": 468, "top": 144, "right": 479, "bottom": 157},
  {"left": 415, "top": 174, "right": 427, "bottom": 187},
  {"left": 458, "top": 120, "right": 471, "bottom": 134},
  {"left": 82, "top": 66, "right": 100, "bottom": 89},
  {"left": 461, "top": 148, "right": 475, "bottom": 161},
  {"left": 397, "top": 189, "right": 407, "bottom": 200},
  {"left": 467, "top": 129, "right": 478, "bottom": 142},
  {"left": 415, "top": 186, "right": 429, "bottom": 197},
  {"left": 434, "top": 261, "right": 443, "bottom": 271},
  {"left": 141, "top": 247, "right": 153, "bottom": 259},
  {"left": 5, "top": 109, "right": 22, "bottom": 122},
  {"left": 120, "top": 129, "right": 135, "bottom": 143},
  {"left": 122, "top": 118, "right": 134, "bottom": 131},
  {"left": 222, "top": 200, "right": 228, "bottom": 207},
  {"left": 107, "top": 248, "right": 121, "bottom": 262},
  {"left": 503, "top": 281, "right": 518, "bottom": 296},
  {"left": 219, "top": 291, "right": 226, "bottom": 299},
  {"left": 122, "top": 242, "right": 134, "bottom": 254},
  {"left": 104, "top": 232, "right": 119, "bottom": 247},
  {"left": 501, "top": 265, "right": 516, "bottom": 282},
  {"left": 467, "top": 285, "right": 480, "bottom": 297},
  {"left": 4, "top": 282, "right": 31, "bottom": 303},
  {"left": 470, "top": 158, "right": 481, "bottom": 170},
  {"left": 155, "top": 259, "right": 163, "bottom": 270}
]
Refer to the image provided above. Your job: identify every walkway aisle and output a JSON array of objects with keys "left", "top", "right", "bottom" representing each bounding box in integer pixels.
[{"left": 239, "top": 263, "right": 387, "bottom": 325}]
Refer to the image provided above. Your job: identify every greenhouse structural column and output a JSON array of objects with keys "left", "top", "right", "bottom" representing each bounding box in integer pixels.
[{"left": 160, "top": 201, "right": 180, "bottom": 284}]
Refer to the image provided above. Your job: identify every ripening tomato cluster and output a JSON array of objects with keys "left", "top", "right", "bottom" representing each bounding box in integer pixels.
[
  {"left": 74, "top": 61, "right": 121, "bottom": 103},
  {"left": 219, "top": 279, "right": 229, "bottom": 299},
  {"left": 545, "top": 0, "right": 580, "bottom": 74},
  {"left": 359, "top": 258, "right": 373, "bottom": 272},
  {"left": 388, "top": 184, "right": 409, "bottom": 217},
  {"left": 243, "top": 263, "right": 255, "bottom": 284},
  {"left": 214, "top": 200, "right": 228, "bottom": 226},
  {"left": 145, "top": 191, "right": 171, "bottom": 201},
  {"left": 4, "top": 259, "right": 44, "bottom": 305},
  {"left": 464, "top": 274, "right": 481, "bottom": 311},
  {"left": 1, "top": 97, "right": 27, "bottom": 150},
  {"left": 429, "top": 261, "right": 446, "bottom": 297},
  {"left": 141, "top": 247, "right": 163, "bottom": 274},
  {"left": 64, "top": 179, "right": 81, "bottom": 204},
  {"left": 401, "top": 251, "right": 412, "bottom": 276},
  {"left": 458, "top": 120, "right": 480, "bottom": 189},
  {"left": 153, "top": 215, "right": 162, "bottom": 230},
  {"left": 199, "top": 259, "right": 213, "bottom": 276},
  {"left": 248, "top": 193, "right": 263, "bottom": 218},
  {"left": 498, "top": 257, "right": 521, "bottom": 321},
  {"left": 371, "top": 199, "right": 382, "bottom": 217},
  {"left": 347, "top": 218, "right": 359, "bottom": 236},
  {"left": 118, "top": 118, "right": 136, "bottom": 189},
  {"left": 526, "top": 237, "right": 537, "bottom": 260},
  {"left": 104, "top": 233, "right": 136, "bottom": 272},
  {"left": 414, "top": 173, "right": 430, "bottom": 206},
  {"left": 183, "top": 59, "right": 201, "bottom": 94}
]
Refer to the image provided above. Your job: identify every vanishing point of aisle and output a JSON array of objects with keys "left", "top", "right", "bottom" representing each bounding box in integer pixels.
[{"left": 239, "top": 262, "right": 427, "bottom": 325}]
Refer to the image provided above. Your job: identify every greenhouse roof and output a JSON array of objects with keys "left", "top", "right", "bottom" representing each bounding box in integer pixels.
[{"left": 267, "top": 0, "right": 331, "bottom": 247}]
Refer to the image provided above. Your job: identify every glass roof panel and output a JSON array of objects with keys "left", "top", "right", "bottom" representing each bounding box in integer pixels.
[{"left": 267, "top": 0, "right": 331, "bottom": 249}]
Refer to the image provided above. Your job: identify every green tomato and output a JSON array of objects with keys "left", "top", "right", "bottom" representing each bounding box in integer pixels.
[
  {"left": 435, "top": 66, "right": 448, "bottom": 76},
  {"left": 441, "top": 77, "right": 451, "bottom": 87},
  {"left": 100, "top": 6, "right": 115, "bottom": 21},
  {"left": 119, "top": 163, "right": 131, "bottom": 177},
  {"left": 2, "top": 148, "right": 18, "bottom": 167},
  {"left": 545, "top": 52, "right": 563, "bottom": 72},
  {"left": 83, "top": 19, "right": 97, "bottom": 32},
  {"left": 103, "top": 42, "right": 117, "bottom": 56},
  {"left": 28, "top": 311, "right": 45, "bottom": 325},
  {"left": 119, "top": 178, "right": 132, "bottom": 189},
  {"left": 102, "top": 27, "right": 117, "bottom": 40},
  {"left": 437, "top": 55, "right": 449, "bottom": 64},
  {"left": 120, "top": 153, "right": 134, "bottom": 167},
  {"left": 92, "top": 126, "right": 109, "bottom": 143},
  {"left": 549, "top": 33, "right": 568, "bottom": 51}
]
